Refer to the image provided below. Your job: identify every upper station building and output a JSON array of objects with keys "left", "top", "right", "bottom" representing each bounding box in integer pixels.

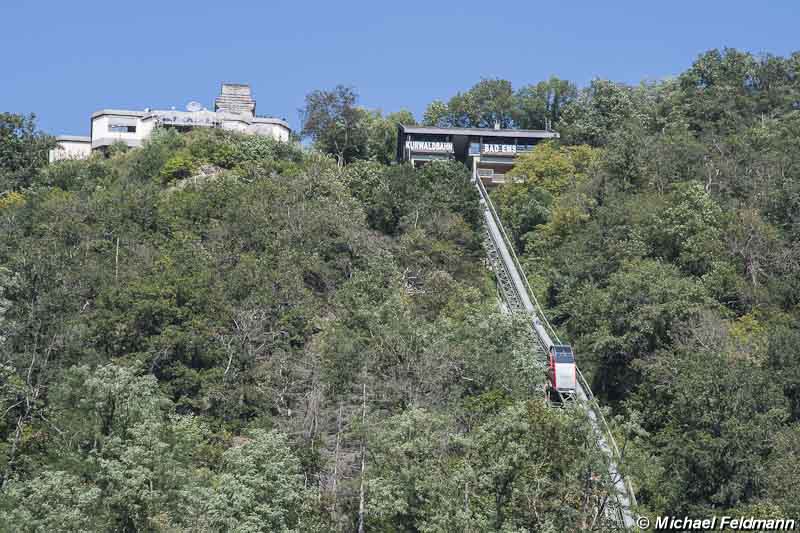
[
  {"left": 396, "top": 124, "right": 559, "bottom": 186},
  {"left": 49, "top": 83, "right": 291, "bottom": 162}
]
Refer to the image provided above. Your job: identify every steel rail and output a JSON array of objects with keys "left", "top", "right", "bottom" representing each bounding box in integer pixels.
[
  {"left": 473, "top": 172, "right": 637, "bottom": 529},
  {"left": 474, "top": 175, "right": 561, "bottom": 343}
]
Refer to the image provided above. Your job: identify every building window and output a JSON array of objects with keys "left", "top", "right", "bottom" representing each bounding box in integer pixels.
[
  {"left": 109, "top": 124, "right": 136, "bottom": 133},
  {"left": 517, "top": 144, "right": 534, "bottom": 153}
]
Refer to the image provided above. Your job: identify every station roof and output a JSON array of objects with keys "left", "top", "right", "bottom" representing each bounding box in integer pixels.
[
  {"left": 55, "top": 135, "right": 91, "bottom": 142},
  {"left": 399, "top": 124, "right": 559, "bottom": 139}
]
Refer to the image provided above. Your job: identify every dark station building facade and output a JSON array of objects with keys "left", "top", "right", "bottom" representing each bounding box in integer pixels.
[{"left": 396, "top": 124, "right": 559, "bottom": 186}]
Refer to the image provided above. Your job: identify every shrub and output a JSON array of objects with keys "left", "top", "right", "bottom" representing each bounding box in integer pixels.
[{"left": 159, "top": 151, "right": 197, "bottom": 184}]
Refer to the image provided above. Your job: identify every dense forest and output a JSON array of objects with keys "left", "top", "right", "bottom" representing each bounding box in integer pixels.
[{"left": 1, "top": 48, "right": 800, "bottom": 531}]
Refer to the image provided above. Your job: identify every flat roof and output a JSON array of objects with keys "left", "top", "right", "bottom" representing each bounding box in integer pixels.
[
  {"left": 251, "top": 116, "right": 290, "bottom": 127},
  {"left": 55, "top": 135, "right": 91, "bottom": 143},
  {"left": 91, "top": 109, "right": 147, "bottom": 119},
  {"left": 89, "top": 108, "right": 289, "bottom": 129},
  {"left": 399, "top": 124, "right": 559, "bottom": 139}
]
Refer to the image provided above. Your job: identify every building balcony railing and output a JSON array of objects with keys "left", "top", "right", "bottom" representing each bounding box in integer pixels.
[{"left": 477, "top": 168, "right": 508, "bottom": 186}]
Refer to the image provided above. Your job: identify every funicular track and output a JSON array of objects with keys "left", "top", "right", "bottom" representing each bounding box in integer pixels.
[{"left": 474, "top": 173, "right": 638, "bottom": 530}]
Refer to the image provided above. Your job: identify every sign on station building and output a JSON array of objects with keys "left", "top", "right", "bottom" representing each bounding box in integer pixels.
[{"left": 396, "top": 125, "right": 559, "bottom": 186}]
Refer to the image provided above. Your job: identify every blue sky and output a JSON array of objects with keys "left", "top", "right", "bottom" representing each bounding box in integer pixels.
[{"left": 2, "top": 1, "right": 797, "bottom": 136}]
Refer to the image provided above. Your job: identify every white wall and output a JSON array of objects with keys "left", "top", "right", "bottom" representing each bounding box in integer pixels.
[
  {"left": 78, "top": 110, "right": 290, "bottom": 155},
  {"left": 138, "top": 117, "right": 157, "bottom": 138},
  {"left": 248, "top": 122, "right": 290, "bottom": 141},
  {"left": 49, "top": 140, "right": 92, "bottom": 162},
  {"left": 220, "top": 119, "right": 250, "bottom": 134},
  {"left": 91, "top": 114, "right": 148, "bottom": 148}
]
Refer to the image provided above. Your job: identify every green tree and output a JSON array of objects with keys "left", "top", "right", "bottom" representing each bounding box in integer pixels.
[
  {"left": 630, "top": 345, "right": 787, "bottom": 514},
  {"left": 559, "top": 79, "right": 651, "bottom": 146},
  {"left": 422, "top": 100, "right": 449, "bottom": 127},
  {"left": 563, "top": 259, "right": 708, "bottom": 401},
  {"left": 0, "top": 113, "right": 53, "bottom": 192},
  {"left": 364, "top": 109, "right": 416, "bottom": 164},
  {"left": 465, "top": 78, "right": 516, "bottom": 128},
  {"left": 206, "top": 429, "right": 323, "bottom": 532},
  {"left": 511, "top": 142, "right": 598, "bottom": 195},
  {"left": 767, "top": 325, "right": 800, "bottom": 421},
  {"left": 422, "top": 79, "right": 516, "bottom": 128},
  {"left": 0, "top": 470, "right": 107, "bottom": 532},
  {"left": 513, "top": 76, "right": 577, "bottom": 130},
  {"left": 301, "top": 85, "right": 368, "bottom": 166},
  {"left": 493, "top": 182, "right": 552, "bottom": 252},
  {"left": 366, "top": 402, "right": 619, "bottom": 532},
  {"left": 764, "top": 425, "right": 800, "bottom": 518},
  {"left": 159, "top": 150, "right": 197, "bottom": 184},
  {"left": 644, "top": 181, "right": 725, "bottom": 276},
  {"left": 674, "top": 48, "right": 759, "bottom": 135}
]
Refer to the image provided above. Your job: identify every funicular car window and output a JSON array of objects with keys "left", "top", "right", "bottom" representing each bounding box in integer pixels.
[{"left": 554, "top": 346, "right": 574, "bottom": 363}]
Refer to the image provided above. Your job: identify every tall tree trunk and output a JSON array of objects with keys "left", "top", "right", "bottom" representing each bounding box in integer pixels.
[
  {"left": 115, "top": 236, "right": 120, "bottom": 282},
  {"left": 331, "top": 402, "right": 343, "bottom": 520},
  {"left": 357, "top": 384, "right": 367, "bottom": 533}
]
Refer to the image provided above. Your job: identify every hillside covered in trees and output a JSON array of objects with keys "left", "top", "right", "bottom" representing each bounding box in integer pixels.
[{"left": 1, "top": 48, "right": 800, "bottom": 531}]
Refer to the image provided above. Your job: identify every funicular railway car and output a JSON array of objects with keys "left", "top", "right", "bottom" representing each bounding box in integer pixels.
[{"left": 547, "top": 344, "right": 577, "bottom": 404}]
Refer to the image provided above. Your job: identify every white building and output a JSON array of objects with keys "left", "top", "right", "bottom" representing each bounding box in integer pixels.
[{"left": 49, "top": 83, "right": 291, "bottom": 163}]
